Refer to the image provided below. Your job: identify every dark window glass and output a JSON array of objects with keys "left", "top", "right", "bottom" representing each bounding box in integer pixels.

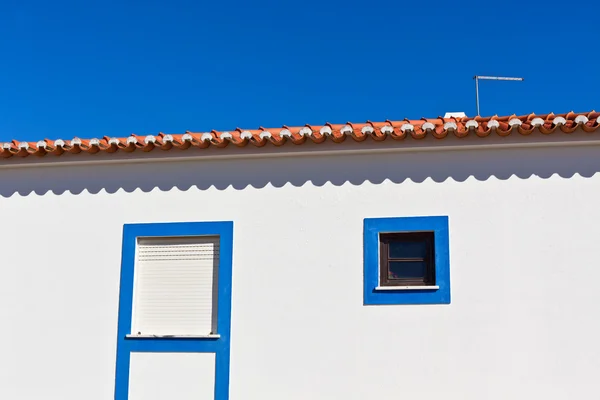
[
  {"left": 379, "top": 232, "right": 435, "bottom": 287},
  {"left": 388, "top": 241, "right": 427, "bottom": 259},
  {"left": 388, "top": 261, "right": 427, "bottom": 279}
]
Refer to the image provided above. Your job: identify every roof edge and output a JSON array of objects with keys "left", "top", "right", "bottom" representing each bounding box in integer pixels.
[
  {"left": 1, "top": 111, "right": 598, "bottom": 162},
  {"left": 3, "top": 126, "right": 600, "bottom": 170}
]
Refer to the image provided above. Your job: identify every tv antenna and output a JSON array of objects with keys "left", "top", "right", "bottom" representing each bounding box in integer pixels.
[{"left": 474, "top": 75, "right": 524, "bottom": 116}]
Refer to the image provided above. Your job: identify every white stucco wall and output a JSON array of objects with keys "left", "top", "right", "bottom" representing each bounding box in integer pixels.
[
  {"left": 1, "top": 135, "right": 599, "bottom": 399},
  {"left": 129, "top": 353, "right": 215, "bottom": 400}
]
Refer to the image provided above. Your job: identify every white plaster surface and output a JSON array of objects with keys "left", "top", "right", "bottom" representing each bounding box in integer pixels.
[
  {"left": 0, "top": 137, "right": 599, "bottom": 399},
  {"left": 129, "top": 353, "right": 215, "bottom": 400}
]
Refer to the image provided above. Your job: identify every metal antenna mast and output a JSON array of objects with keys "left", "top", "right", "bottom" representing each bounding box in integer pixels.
[{"left": 474, "top": 75, "right": 524, "bottom": 116}]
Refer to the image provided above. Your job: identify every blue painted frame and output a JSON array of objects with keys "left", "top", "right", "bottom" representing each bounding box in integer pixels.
[
  {"left": 363, "top": 216, "right": 450, "bottom": 305},
  {"left": 114, "top": 221, "right": 234, "bottom": 399}
]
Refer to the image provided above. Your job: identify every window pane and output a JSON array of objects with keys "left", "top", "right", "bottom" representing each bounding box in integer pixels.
[
  {"left": 388, "top": 241, "right": 427, "bottom": 259},
  {"left": 388, "top": 261, "right": 426, "bottom": 280}
]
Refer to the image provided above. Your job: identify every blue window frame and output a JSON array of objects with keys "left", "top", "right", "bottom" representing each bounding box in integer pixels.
[
  {"left": 363, "top": 216, "right": 450, "bottom": 305},
  {"left": 114, "top": 221, "right": 233, "bottom": 399}
]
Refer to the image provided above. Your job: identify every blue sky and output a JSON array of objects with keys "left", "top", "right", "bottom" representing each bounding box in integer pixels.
[{"left": 1, "top": 0, "right": 598, "bottom": 141}]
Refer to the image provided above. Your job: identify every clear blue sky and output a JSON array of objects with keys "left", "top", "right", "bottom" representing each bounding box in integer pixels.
[{"left": 1, "top": 0, "right": 598, "bottom": 141}]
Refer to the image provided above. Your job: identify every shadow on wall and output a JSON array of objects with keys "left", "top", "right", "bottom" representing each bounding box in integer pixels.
[{"left": 1, "top": 145, "right": 599, "bottom": 197}]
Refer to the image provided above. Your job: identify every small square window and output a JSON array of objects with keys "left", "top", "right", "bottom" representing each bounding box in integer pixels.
[
  {"left": 363, "top": 216, "right": 450, "bottom": 305},
  {"left": 379, "top": 232, "right": 435, "bottom": 287}
]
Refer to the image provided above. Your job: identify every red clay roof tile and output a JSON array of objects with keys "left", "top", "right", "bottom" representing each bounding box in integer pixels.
[{"left": 1, "top": 111, "right": 599, "bottom": 160}]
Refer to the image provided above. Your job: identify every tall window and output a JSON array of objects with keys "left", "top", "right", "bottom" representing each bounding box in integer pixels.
[
  {"left": 131, "top": 236, "right": 220, "bottom": 337},
  {"left": 115, "top": 221, "right": 233, "bottom": 400}
]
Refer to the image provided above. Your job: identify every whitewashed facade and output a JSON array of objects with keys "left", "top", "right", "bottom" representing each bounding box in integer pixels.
[{"left": 1, "top": 123, "right": 599, "bottom": 399}]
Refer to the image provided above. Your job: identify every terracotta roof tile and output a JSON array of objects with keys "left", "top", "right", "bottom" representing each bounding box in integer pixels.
[{"left": 1, "top": 111, "right": 599, "bottom": 160}]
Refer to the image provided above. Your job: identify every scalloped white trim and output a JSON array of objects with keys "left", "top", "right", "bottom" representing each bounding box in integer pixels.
[
  {"left": 381, "top": 125, "right": 394, "bottom": 134},
  {"left": 465, "top": 120, "right": 478, "bottom": 129},
  {"left": 90, "top": 138, "right": 100, "bottom": 146},
  {"left": 240, "top": 131, "right": 252, "bottom": 140},
  {"left": 553, "top": 117, "right": 567, "bottom": 125},
  {"left": 299, "top": 127, "right": 312, "bottom": 137},
  {"left": 575, "top": 115, "right": 589, "bottom": 124},
  {"left": 219, "top": 132, "right": 232, "bottom": 140},
  {"left": 487, "top": 120, "right": 500, "bottom": 129},
  {"left": 319, "top": 126, "right": 332, "bottom": 135},
  {"left": 279, "top": 129, "right": 292, "bottom": 138},
  {"left": 443, "top": 122, "right": 457, "bottom": 130},
  {"left": 162, "top": 135, "right": 173, "bottom": 142},
  {"left": 18, "top": 142, "right": 29, "bottom": 149},
  {"left": 361, "top": 125, "right": 374, "bottom": 134},
  {"left": 108, "top": 138, "right": 120, "bottom": 145},
  {"left": 531, "top": 117, "right": 545, "bottom": 127},
  {"left": 71, "top": 137, "right": 82, "bottom": 145},
  {"left": 126, "top": 136, "right": 137, "bottom": 144},
  {"left": 182, "top": 133, "right": 193, "bottom": 141},
  {"left": 201, "top": 133, "right": 213, "bottom": 142},
  {"left": 259, "top": 131, "right": 272, "bottom": 139},
  {"left": 400, "top": 123, "right": 414, "bottom": 132},
  {"left": 144, "top": 135, "right": 156, "bottom": 144},
  {"left": 508, "top": 118, "right": 522, "bottom": 127},
  {"left": 340, "top": 125, "right": 353, "bottom": 135},
  {"left": 36, "top": 140, "right": 47, "bottom": 148},
  {"left": 421, "top": 122, "right": 435, "bottom": 131},
  {"left": 2, "top": 143, "right": 10, "bottom": 149}
]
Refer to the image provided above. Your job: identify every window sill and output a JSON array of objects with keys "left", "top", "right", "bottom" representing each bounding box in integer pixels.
[
  {"left": 125, "top": 334, "right": 221, "bottom": 339},
  {"left": 375, "top": 285, "right": 439, "bottom": 291}
]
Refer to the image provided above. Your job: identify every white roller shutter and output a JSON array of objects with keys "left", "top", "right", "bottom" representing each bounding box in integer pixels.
[{"left": 131, "top": 236, "right": 220, "bottom": 336}]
